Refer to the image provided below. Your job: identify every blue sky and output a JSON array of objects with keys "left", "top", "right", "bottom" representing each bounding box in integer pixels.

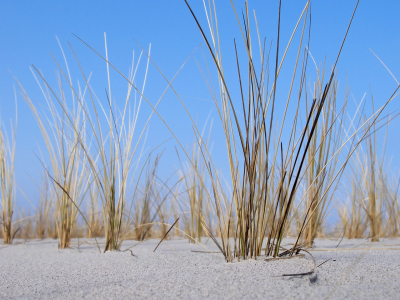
[{"left": 1, "top": 0, "right": 400, "bottom": 214}]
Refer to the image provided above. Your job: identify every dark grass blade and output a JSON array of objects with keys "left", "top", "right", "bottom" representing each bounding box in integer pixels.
[{"left": 153, "top": 217, "right": 180, "bottom": 252}]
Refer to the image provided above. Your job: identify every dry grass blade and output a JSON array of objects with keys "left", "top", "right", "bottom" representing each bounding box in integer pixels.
[
  {"left": 153, "top": 217, "right": 179, "bottom": 252},
  {"left": 281, "top": 249, "right": 317, "bottom": 281}
]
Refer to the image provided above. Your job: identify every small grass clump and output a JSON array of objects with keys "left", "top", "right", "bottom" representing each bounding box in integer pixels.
[
  {"left": 133, "top": 155, "right": 164, "bottom": 241},
  {"left": 338, "top": 177, "right": 368, "bottom": 239},
  {"left": 35, "top": 174, "right": 54, "bottom": 239},
  {"left": 86, "top": 184, "right": 104, "bottom": 238},
  {"left": 176, "top": 127, "right": 212, "bottom": 243},
  {"left": 381, "top": 172, "right": 400, "bottom": 237}
]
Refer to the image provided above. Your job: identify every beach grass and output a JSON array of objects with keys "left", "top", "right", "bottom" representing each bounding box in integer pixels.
[{"left": 2, "top": 0, "right": 399, "bottom": 270}]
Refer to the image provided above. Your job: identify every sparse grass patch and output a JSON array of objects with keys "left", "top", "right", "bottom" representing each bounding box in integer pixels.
[
  {"left": 176, "top": 127, "right": 212, "bottom": 243},
  {"left": 35, "top": 175, "right": 53, "bottom": 239}
]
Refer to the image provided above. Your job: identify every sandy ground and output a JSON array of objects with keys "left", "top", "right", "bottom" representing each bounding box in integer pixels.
[{"left": 0, "top": 236, "right": 399, "bottom": 299}]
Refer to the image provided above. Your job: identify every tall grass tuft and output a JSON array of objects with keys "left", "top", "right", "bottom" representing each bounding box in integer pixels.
[
  {"left": 17, "top": 64, "right": 90, "bottom": 248},
  {"left": 133, "top": 156, "right": 161, "bottom": 241},
  {"left": 22, "top": 35, "right": 159, "bottom": 251},
  {"left": 77, "top": 35, "right": 157, "bottom": 251},
  {"left": 180, "top": 0, "right": 396, "bottom": 261},
  {"left": 183, "top": 0, "right": 320, "bottom": 260},
  {"left": 0, "top": 116, "right": 17, "bottom": 244}
]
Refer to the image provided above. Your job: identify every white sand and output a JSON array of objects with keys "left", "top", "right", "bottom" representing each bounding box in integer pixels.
[{"left": 0, "top": 237, "right": 399, "bottom": 299}]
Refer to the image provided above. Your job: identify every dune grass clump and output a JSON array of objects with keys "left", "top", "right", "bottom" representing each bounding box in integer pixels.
[
  {"left": 19, "top": 34, "right": 162, "bottom": 251},
  {"left": 0, "top": 116, "right": 17, "bottom": 244},
  {"left": 359, "top": 112, "right": 382, "bottom": 242},
  {"left": 75, "top": 36, "right": 159, "bottom": 251},
  {"left": 180, "top": 0, "right": 399, "bottom": 261},
  {"left": 17, "top": 59, "right": 90, "bottom": 248},
  {"left": 340, "top": 96, "right": 400, "bottom": 241},
  {"left": 182, "top": 0, "right": 340, "bottom": 261}
]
